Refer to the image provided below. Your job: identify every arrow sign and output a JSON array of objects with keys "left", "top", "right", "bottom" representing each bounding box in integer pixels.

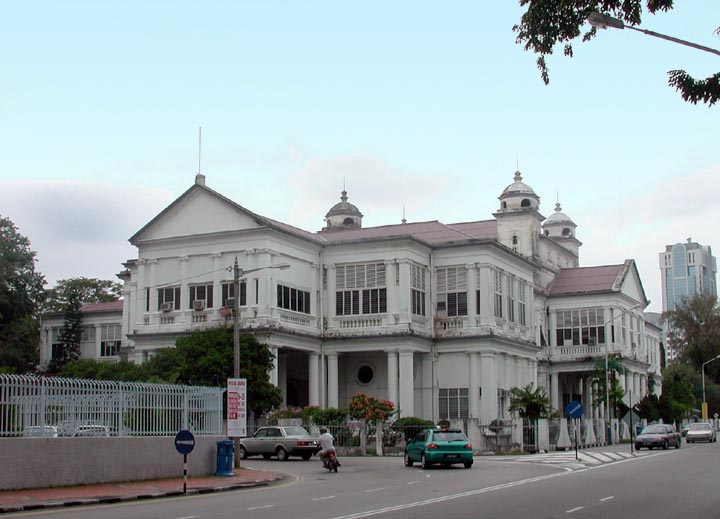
[
  {"left": 174, "top": 429, "right": 196, "bottom": 455},
  {"left": 565, "top": 401, "right": 583, "bottom": 419}
]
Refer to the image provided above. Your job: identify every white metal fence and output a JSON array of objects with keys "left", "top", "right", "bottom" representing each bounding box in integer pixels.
[{"left": 0, "top": 375, "right": 225, "bottom": 437}]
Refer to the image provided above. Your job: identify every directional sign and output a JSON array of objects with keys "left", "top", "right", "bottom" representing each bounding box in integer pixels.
[
  {"left": 174, "top": 429, "right": 196, "bottom": 455},
  {"left": 565, "top": 401, "right": 583, "bottom": 419}
]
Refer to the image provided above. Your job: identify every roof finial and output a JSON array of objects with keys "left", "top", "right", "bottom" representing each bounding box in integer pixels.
[
  {"left": 402, "top": 205, "right": 407, "bottom": 224},
  {"left": 198, "top": 126, "right": 202, "bottom": 174},
  {"left": 555, "top": 189, "right": 561, "bottom": 212}
]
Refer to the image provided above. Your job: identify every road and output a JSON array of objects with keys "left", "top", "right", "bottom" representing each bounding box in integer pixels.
[{"left": 9, "top": 442, "right": 720, "bottom": 519}]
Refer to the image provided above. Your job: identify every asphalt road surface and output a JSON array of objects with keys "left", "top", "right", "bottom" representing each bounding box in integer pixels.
[{"left": 8, "top": 442, "right": 720, "bottom": 519}]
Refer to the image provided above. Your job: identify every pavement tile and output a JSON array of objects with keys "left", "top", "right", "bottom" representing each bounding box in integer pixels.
[{"left": 0, "top": 469, "right": 282, "bottom": 514}]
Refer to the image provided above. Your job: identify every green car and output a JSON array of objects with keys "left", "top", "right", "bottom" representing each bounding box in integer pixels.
[{"left": 404, "top": 427, "right": 473, "bottom": 469}]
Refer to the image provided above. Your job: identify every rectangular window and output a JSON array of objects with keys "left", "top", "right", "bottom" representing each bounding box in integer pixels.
[
  {"left": 277, "top": 284, "right": 311, "bottom": 314},
  {"left": 189, "top": 283, "right": 214, "bottom": 309},
  {"left": 518, "top": 281, "right": 527, "bottom": 326},
  {"left": 158, "top": 286, "right": 181, "bottom": 310},
  {"left": 222, "top": 281, "right": 247, "bottom": 306},
  {"left": 439, "top": 388, "right": 469, "bottom": 419},
  {"left": 437, "top": 266, "right": 468, "bottom": 317},
  {"left": 81, "top": 326, "right": 96, "bottom": 343},
  {"left": 100, "top": 324, "right": 121, "bottom": 357},
  {"left": 507, "top": 277, "right": 515, "bottom": 322},
  {"left": 145, "top": 288, "right": 150, "bottom": 312},
  {"left": 410, "top": 264, "right": 426, "bottom": 316},
  {"left": 494, "top": 270, "right": 504, "bottom": 319},
  {"left": 336, "top": 263, "right": 387, "bottom": 316},
  {"left": 556, "top": 308, "right": 606, "bottom": 347}
]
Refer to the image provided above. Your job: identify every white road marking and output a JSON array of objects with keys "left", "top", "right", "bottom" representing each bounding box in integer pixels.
[
  {"left": 247, "top": 505, "right": 275, "bottom": 510},
  {"left": 313, "top": 496, "right": 337, "bottom": 501},
  {"left": 407, "top": 481, "right": 419, "bottom": 485},
  {"left": 599, "top": 496, "right": 614, "bottom": 502},
  {"left": 566, "top": 507, "right": 584, "bottom": 513},
  {"left": 365, "top": 488, "right": 385, "bottom": 493}
]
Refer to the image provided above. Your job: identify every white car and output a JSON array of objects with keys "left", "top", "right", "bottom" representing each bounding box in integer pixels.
[
  {"left": 72, "top": 425, "right": 111, "bottom": 437},
  {"left": 685, "top": 422, "right": 717, "bottom": 443},
  {"left": 22, "top": 425, "right": 58, "bottom": 438}
]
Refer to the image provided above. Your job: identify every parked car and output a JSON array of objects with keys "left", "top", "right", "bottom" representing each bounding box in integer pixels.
[
  {"left": 237, "top": 426, "right": 319, "bottom": 461},
  {"left": 72, "top": 425, "right": 111, "bottom": 437},
  {"left": 22, "top": 425, "right": 58, "bottom": 438},
  {"left": 404, "top": 427, "right": 473, "bottom": 469},
  {"left": 685, "top": 422, "right": 717, "bottom": 443},
  {"left": 634, "top": 423, "right": 682, "bottom": 450}
]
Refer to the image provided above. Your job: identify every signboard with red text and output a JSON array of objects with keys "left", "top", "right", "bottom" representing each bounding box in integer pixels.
[{"left": 227, "top": 378, "right": 247, "bottom": 437}]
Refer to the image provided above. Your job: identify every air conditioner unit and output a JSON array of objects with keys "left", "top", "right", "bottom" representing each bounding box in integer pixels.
[
  {"left": 225, "top": 297, "right": 235, "bottom": 308},
  {"left": 193, "top": 300, "right": 206, "bottom": 311},
  {"left": 160, "top": 302, "right": 174, "bottom": 312}
]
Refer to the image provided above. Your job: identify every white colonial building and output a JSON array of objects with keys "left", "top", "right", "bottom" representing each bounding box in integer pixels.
[{"left": 40, "top": 170, "right": 663, "bottom": 430}]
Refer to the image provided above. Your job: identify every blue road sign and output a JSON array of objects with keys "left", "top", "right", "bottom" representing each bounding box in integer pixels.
[
  {"left": 174, "top": 429, "right": 196, "bottom": 455},
  {"left": 565, "top": 401, "right": 583, "bottom": 419}
]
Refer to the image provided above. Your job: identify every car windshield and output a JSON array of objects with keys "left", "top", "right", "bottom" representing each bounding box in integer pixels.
[
  {"left": 284, "top": 426, "right": 311, "bottom": 437},
  {"left": 642, "top": 425, "right": 668, "bottom": 434},
  {"left": 432, "top": 431, "right": 467, "bottom": 442},
  {"left": 689, "top": 423, "right": 711, "bottom": 431}
]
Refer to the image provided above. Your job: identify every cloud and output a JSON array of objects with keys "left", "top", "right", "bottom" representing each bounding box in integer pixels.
[
  {"left": 0, "top": 179, "right": 174, "bottom": 287},
  {"left": 287, "top": 153, "right": 453, "bottom": 230},
  {"left": 579, "top": 164, "right": 720, "bottom": 313}
]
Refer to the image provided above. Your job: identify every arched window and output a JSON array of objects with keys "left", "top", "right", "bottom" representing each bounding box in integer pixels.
[
  {"left": 512, "top": 235, "right": 519, "bottom": 245},
  {"left": 562, "top": 228, "right": 572, "bottom": 236},
  {"left": 521, "top": 199, "right": 531, "bottom": 208},
  {"left": 501, "top": 201, "right": 507, "bottom": 209},
  {"left": 544, "top": 229, "right": 549, "bottom": 236},
  {"left": 343, "top": 217, "right": 354, "bottom": 226}
]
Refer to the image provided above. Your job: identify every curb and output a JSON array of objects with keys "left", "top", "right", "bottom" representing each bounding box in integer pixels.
[{"left": 0, "top": 475, "right": 283, "bottom": 514}]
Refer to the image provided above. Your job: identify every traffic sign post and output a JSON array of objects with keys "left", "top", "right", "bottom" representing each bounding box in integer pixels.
[
  {"left": 174, "top": 430, "right": 196, "bottom": 494},
  {"left": 565, "top": 402, "right": 583, "bottom": 461}
]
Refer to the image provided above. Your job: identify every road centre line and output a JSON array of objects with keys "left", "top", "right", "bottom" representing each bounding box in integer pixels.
[
  {"left": 599, "top": 496, "right": 614, "bottom": 502},
  {"left": 247, "top": 505, "right": 276, "bottom": 510},
  {"left": 407, "top": 481, "right": 419, "bottom": 485},
  {"left": 313, "top": 496, "right": 337, "bottom": 501},
  {"left": 566, "top": 507, "right": 584, "bottom": 513},
  {"left": 176, "top": 516, "right": 199, "bottom": 519},
  {"left": 365, "top": 488, "right": 385, "bottom": 493}
]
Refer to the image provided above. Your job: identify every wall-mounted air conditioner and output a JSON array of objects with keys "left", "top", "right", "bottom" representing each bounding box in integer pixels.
[
  {"left": 160, "top": 302, "right": 174, "bottom": 312},
  {"left": 225, "top": 297, "right": 235, "bottom": 308},
  {"left": 193, "top": 300, "right": 206, "bottom": 311}
]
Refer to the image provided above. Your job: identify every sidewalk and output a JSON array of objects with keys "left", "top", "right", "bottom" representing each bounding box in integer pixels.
[{"left": 0, "top": 468, "right": 283, "bottom": 514}]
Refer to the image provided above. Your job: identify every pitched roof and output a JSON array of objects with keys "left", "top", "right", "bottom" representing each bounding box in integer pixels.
[
  {"left": 80, "top": 301, "right": 124, "bottom": 313},
  {"left": 547, "top": 264, "right": 626, "bottom": 296},
  {"left": 317, "top": 220, "right": 497, "bottom": 246}
]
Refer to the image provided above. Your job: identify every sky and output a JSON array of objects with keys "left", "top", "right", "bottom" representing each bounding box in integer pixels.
[{"left": 1, "top": 1, "right": 718, "bottom": 314}]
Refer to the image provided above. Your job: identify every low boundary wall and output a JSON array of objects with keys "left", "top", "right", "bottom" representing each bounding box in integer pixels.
[{"left": 0, "top": 436, "right": 226, "bottom": 490}]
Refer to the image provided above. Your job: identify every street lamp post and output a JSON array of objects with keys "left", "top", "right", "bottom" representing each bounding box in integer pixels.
[
  {"left": 230, "top": 258, "right": 290, "bottom": 465},
  {"left": 701, "top": 354, "right": 720, "bottom": 420},
  {"left": 588, "top": 11, "right": 720, "bottom": 57},
  {"left": 602, "top": 303, "right": 641, "bottom": 445}
]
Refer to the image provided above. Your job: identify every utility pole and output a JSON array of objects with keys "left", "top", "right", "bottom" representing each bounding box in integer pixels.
[{"left": 232, "top": 257, "right": 241, "bottom": 466}]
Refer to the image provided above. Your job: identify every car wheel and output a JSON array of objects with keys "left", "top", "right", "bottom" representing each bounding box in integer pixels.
[
  {"left": 404, "top": 452, "right": 414, "bottom": 467},
  {"left": 300, "top": 453, "right": 312, "bottom": 461},
  {"left": 238, "top": 445, "right": 248, "bottom": 460},
  {"left": 463, "top": 461, "right": 473, "bottom": 469},
  {"left": 634, "top": 445, "right": 641, "bottom": 451},
  {"left": 421, "top": 454, "right": 431, "bottom": 470},
  {"left": 276, "top": 447, "right": 289, "bottom": 461},
  {"left": 663, "top": 440, "right": 669, "bottom": 450}
]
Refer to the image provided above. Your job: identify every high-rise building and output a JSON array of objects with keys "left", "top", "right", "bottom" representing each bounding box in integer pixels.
[{"left": 659, "top": 238, "right": 718, "bottom": 312}]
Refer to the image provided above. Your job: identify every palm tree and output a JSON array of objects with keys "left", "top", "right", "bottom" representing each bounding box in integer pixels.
[
  {"left": 590, "top": 354, "right": 628, "bottom": 420},
  {"left": 508, "top": 383, "right": 551, "bottom": 421}
]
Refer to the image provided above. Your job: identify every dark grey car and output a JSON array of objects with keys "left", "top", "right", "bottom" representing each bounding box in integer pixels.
[
  {"left": 237, "top": 426, "right": 319, "bottom": 461},
  {"left": 634, "top": 423, "right": 682, "bottom": 450}
]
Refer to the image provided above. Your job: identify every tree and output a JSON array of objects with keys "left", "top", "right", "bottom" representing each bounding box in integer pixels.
[
  {"left": 514, "top": 1, "right": 720, "bottom": 106},
  {"left": 149, "top": 327, "right": 282, "bottom": 418},
  {"left": 0, "top": 215, "right": 45, "bottom": 373},
  {"left": 47, "top": 288, "right": 83, "bottom": 373},
  {"left": 44, "top": 277, "right": 122, "bottom": 313},
  {"left": 659, "top": 363, "right": 697, "bottom": 424},
  {"left": 508, "top": 383, "right": 552, "bottom": 421},
  {"left": 664, "top": 294, "right": 720, "bottom": 381},
  {"left": 59, "top": 358, "right": 145, "bottom": 381}
]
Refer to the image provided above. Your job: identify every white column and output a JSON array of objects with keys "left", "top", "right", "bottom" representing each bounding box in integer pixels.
[
  {"left": 398, "top": 351, "right": 414, "bottom": 417},
  {"left": 386, "top": 350, "right": 398, "bottom": 407},
  {"left": 278, "top": 352, "right": 287, "bottom": 407},
  {"left": 550, "top": 372, "right": 559, "bottom": 414},
  {"left": 180, "top": 256, "right": 190, "bottom": 317},
  {"left": 480, "top": 352, "right": 498, "bottom": 420},
  {"left": 269, "top": 346, "right": 278, "bottom": 386},
  {"left": 478, "top": 266, "right": 492, "bottom": 326},
  {"left": 327, "top": 353, "right": 339, "bottom": 408},
  {"left": 212, "top": 252, "right": 223, "bottom": 310},
  {"left": 469, "top": 352, "right": 479, "bottom": 418},
  {"left": 467, "top": 264, "right": 478, "bottom": 317},
  {"left": 422, "top": 353, "right": 434, "bottom": 420},
  {"left": 309, "top": 353, "right": 319, "bottom": 406},
  {"left": 398, "top": 260, "right": 411, "bottom": 323}
]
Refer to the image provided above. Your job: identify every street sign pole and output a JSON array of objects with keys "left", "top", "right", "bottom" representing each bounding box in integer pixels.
[
  {"left": 183, "top": 454, "right": 188, "bottom": 494},
  {"left": 174, "top": 430, "right": 196, "bottom": 495}
]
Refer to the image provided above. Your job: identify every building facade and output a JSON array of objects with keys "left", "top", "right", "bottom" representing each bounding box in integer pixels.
[
  {"left": 659, "top": 238, "right": 717, "bottom": 312},
  {"left": 41, "top": 171, "right": 664, "bottom": 429}
]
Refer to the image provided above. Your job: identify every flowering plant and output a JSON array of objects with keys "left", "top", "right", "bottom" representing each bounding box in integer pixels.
[{"left": 348, "top": 392, "right": 395, "bottom": 422}]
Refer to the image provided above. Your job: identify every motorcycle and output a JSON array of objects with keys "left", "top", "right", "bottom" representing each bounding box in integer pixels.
[{"left": 323, "top": 450, "right": 339, "bottom": 473}]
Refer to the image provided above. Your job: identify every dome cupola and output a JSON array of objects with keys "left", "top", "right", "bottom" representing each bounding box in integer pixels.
[
  {"left": 323, "top": 189, "right": 363, "bottom": 230},
  {"left": 543, "top": 201, "right": 576, "bottom": 238},
  {"left": 497, "top": 170, "right": 540, "bottom": 213}
]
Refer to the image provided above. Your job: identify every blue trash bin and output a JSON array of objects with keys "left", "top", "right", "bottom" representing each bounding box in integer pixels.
[{"left": 216, "top": 440, "right": 234, "bottom": 476}]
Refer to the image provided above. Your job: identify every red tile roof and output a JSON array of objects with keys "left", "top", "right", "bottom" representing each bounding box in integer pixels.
[
  {"left": 548, "top": 265, "right": 625, "bottom": 296},
  {"left": 317, "top": 220, "right": 497, "bottom": 245}
]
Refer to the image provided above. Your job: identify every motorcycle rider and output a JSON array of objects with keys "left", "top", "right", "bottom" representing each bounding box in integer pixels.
[{"left": 318, "top": 427, "right": 339, "bottom": 467}]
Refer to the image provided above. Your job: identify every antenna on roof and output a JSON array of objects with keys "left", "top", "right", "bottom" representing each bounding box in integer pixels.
[
  {"left": 402, "top": 205, "right": 407, "bottom": 224},
  {"left": 198, "top": 126, "right": 202, "bottom": 174}
]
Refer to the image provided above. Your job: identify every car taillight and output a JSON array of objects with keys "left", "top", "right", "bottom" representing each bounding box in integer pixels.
[
  {"left": 427, "top": 443, "right": 439, "bottom": 449},
  {"left": 463, "top": 443, "right": 473, "bottom": 450}
]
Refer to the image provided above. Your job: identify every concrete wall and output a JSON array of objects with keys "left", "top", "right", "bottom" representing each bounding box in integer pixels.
[{"left": 0, "top": 436, "right": 226, "bottom": 490}]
